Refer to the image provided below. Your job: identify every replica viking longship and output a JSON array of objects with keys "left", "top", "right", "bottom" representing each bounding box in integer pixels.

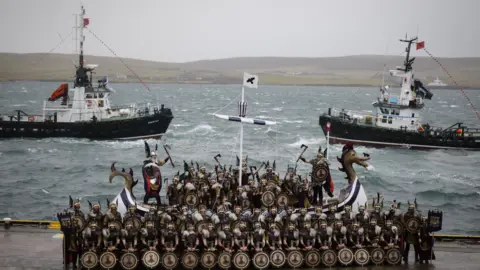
[
  {"left": 0, "top": 6, "right": 173, "bottom": 140},
  {"left": 57, "top": 74, "right": 443, "bottom": 269},
  {"left": 319, "top": 36, "right": 480, "bottom": 150}
]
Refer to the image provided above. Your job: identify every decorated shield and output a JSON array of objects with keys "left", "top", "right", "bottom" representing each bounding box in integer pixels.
[
  {"left": 201, "top": 251, "right": 216, "bottom": 269},
  {"left": 161, "top": 252, "right": 178, "bottom": 269},
  {"left": 321, "top": 250, "right": 337, "bottom": 267},
  {"left": 120, "top": 252, "right": 138, "bottom": 270},
  {"left": 123, "top": 217, "right": 141, "bottom": 231},
  {"left": 393, "top": 220, "right": 404, "bottom": 235},
  {"left": 184, "top": 193, "right": 199, "bottom": 208},
  {"left": 405, "top": 217, "right": 421, "bottom": 233},
  {"left": 312, "top": 164, "right": 329, "bottom": 183},
  {"left": 354, "top": 248, "right": 370, "bottom": 266},
  {"left": 73, "top": 215, "right": 86, "bottom": 231},
  {"left": 81, "top": 251, "right": 98, "bottom": 269},
  {"left": 286, "top": 250, "right": 303, "bottom": 268},
  {"left": 370, "top": 247, "right": 385, "bottom": 265},
  {"left": 253, "top": 251, "right": 270, "bottom": 269},
  {"left": 217, "top": 252, "right": 231, "bottom": 269},
  {"left": 99, "top": 251, "right": 116, "bottom": 269},
  {"left": 385, "top": 248, "right": 402, "bottom": 265},
  {"left": 337, "top": 248, "right": 354, "bottom": 266},
  {"left": 276, "top": 192, "right": 289, "bottom": 207},
  {"left": 261, "top": 191, "right": 275, "bottom": 207},
  {"left": 195, "top": 220, "right": 213, "bottom": 234},
  {"left": 181, "top": 252, "right": 199, "bottom": 269},
  {"left": 142, "top": 250, "right": 160, "bottom": 269},
  {"left": 269, "top": 250, "right": 286, "bottom": 268},
  {"left": 304, "top": 250, "right": 321, "bottom": 268},
  {"left": 233, "top": 251, "right": 250, "bottom": 269}
]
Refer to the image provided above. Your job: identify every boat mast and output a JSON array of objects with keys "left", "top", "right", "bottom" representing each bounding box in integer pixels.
[
  {"left": 79, "top": 5, "right": 85, "bottom": 68},
  {"left": 398, "top": 36, "right": 417, "bottom": 73},
  {"left": 238, "top": 86, "right": 245, "bottom": 187}
]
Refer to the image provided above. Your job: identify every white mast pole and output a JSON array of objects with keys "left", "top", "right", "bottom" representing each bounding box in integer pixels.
[
  {"left": 238, "top": 86, "right": 245, "bottom": 187},
  {"left": 326, "top": 122, "right": 330, "bottom": 160}
]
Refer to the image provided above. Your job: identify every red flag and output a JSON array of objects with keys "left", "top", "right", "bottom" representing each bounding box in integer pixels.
[
  {"left": 329, "top": 176, "right": 334, "bottom": 193},
  {"left": 326, "top": 122, "right": 331, "bottom": 132},
  {"left": 416, "top": 41, "right": 425, "bottom": 50},
  {"left": 83, "top": 18, "right": 90, "bottom": 27}
]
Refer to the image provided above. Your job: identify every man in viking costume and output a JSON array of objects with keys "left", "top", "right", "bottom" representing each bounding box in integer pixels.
[
  {"left": 332, "top": 220, "right": 347, "bottom": 249},
  {"left": 192, "top": 205, "right": 210, "bottom": 224},
  {"left": 418, "top": 216, "right": 435, "bottom": 264},
  {"left": 67, "top": 217, "right": 83, "bottom": 269},
  {"left": 215, "top": 207, "right": 231, "bottom": 228},
  {"left": 142, "top": 205, "right": 158, "bottom": 227},
  {"left": 201, "top": 223, "right": 218, "bottom": 251},
  {"left": 283, "top": 223, "right": 300, "bottom": 250},
  {"left": 218, "top": 224, "right": 235, "bottom": 252},
  {"left": 403, "top": 201, "right": 420, "bottom": 263},
  {"left": 69, "top": 197, "right": 85, "bottom": 218},
  {"left": 124, "top": 205, "right": 141, "bottom": 223},
  {"left": 176, "top": 205, "right": 191, "bottom": 233},
  {"left": 312, "top": 206, "right": 327, "bottom": 224},
  {"left": 167, "top": 173, "right": 181, "bottom": 206},
  {"left": 381, "top": 219, "right": 399, "bottom": 247},
  {"left": 143, "top": 144, "right": 170, "bottom": 205},
  {"left": 316, "top": 220, "right": 333, "bottom": 249},
  {"left": 161, "top": 223, "right": 179, "bottom": 252},
  {"left": 296, "top": 208, "right": 312, "bottom": 230},
  {"left": 199, "top": 185, "right": 212, "bottom": 208},
  {"left": 103, "top": 222, "right": 121, "bottom": 252},
  {"left": 121, "top": 222, "right": 138, "bottom": 252},
  {"left": 183, "top": 223, "right": 199, "bottom": 251},
  {"left": 355, "top": 204, "right": 369, "bottom": 230},
  {"left": 299, "top": 146, "right": 334, "bottom": 205},
  {"left": 282, "top": 206, "right": 295, "bottom": 232},
  {"left": 83, "top": 220, "right": 103, "bottom": 251},
  {"left": 341, "top": 205, "right": 355, "bottom": 230},
  {"left": 385, "top": 200, "right": 402, "bottom": 222},
  {"left": 251, "top": 222, "right": 267, "bottom": 252},
  {"left": 260, "top": 162, "right": 279, "bottom": 183},
  {"left": 370, "top": 194, "right": 385, "bottom": 227},
  {"left": 365, "top": 218, "right": 382, "bottom": 247},
  {"left": 299, "top": 222, "right": 316, "bottom": 250},
  {"left": 249, "top": 208, "right": 263, "bottom": 227},
  {"left": 266, "top": 223, "right": 283, "bottom": 250},
  {"left": 234, "top": 222, "right": 250, "bottom": 251},
  {"left": 260, "top": 207, "right": 281, "bottom": 228},
  {"left": 86, "top": 202, "right": 104, "bottom": 229},
  {"left": 326, "top": 204, "right": 338, "bottom": 226},
  {"left": 140, "top": 221, "right": 158, "bottom": 251},
  {"left": 103, "top": 203, "right": 122, "bottom": 228},
  {"left": 348, "top": 221, "right": 365, "bottom": 248}
]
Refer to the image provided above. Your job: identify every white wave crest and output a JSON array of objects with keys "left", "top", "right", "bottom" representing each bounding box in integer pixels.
[{"left": 287, "top": 137, "right": 325, "bottom": 148}]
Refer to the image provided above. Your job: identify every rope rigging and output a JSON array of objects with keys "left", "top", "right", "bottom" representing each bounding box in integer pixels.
[{"left": 421, "top": 47, "right": 480, "bottom": 121}]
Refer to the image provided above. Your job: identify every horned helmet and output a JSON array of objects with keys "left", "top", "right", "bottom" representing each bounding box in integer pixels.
[
  {"left": 270, "top": 207, "right": 277, "bottom": 215},
  {"left": 167, "top": 223, "right": 175, "bottom": 231},
  {"left": 352, "top": 221, "right": 359, "bottom": 230},
  {"left": 358, "top": 205, "right": 365, "bottom": 213},
  {"left": 317, "top": 146, "right": 324, "bottom": 159},
  {"left": 146, "top": 221, "right": 154, "bottom": 230},
  {"left": 149, "top": 205, "right": 157, "bottom": 214},
  {"left": 199, "top": 205, "right": 207, "bottom": 216},
  {"left": 335, "top": 220, "right": 343, "bottom": 228},
  {"left": 73, "top": 200, "right": 81, "bottom": 211},
  {"left": 150, "top": 151, "right": 158, "bottom": 162},
  {"left": 199, "top": 166, "right": 206, "bottom": 174},
  {"left": 92, "top": 203, "right": 100, "bottom": 212},
  {"left": 408, "top": 199, "right": 416, "bottom": 213},
  {"left": 344, "top": 205, "right": 351, "bottom": 213},
  {"left": 266, "top": 165, "right": 273, "bottom": 174},
  {"left": 370, "top": 218, "right": 377, "bottom": 226},
  {"left": 128, "top": 205, "right": 136, "bottom": 213},
  {"left": 328, "top": 204, "right": 337, "bottom": 213},
  {"left": 320, "top": 220, "right": 327, "bottom": 229},
  {"left": 288, "top": 223, "right": 295, "bottom": 231},
  {"left": 253, "top": 208, "right": 261, "bottom": 216},
  {"left": 385, "top": 219, "right": 393, "bottom": 228},
  {"left": 109, "top": 203, "right": 117, "bottom": 212},
  {"left": 300, "top": 208, "right": 307, "bottom": 216},
  {"left": 315, "top": 207, "right": 322, "bottom": 216}
]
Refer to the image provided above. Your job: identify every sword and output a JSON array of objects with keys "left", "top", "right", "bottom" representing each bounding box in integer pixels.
[{"left": 163, "top": 144, "right": 175, "bottom": 167}]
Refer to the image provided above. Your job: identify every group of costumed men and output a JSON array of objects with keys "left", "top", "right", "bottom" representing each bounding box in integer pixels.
[{"left": 60, "top": 142, "right": 435, "bottom": 269}]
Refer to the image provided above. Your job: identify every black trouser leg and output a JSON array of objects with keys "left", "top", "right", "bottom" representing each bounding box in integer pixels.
[
  {"left": 414, "top": 243, "right": 420, "bottom": 262},
  {"left": 404, "top": 243, "right": 410, "bottom": 262},
  {"left": 312, "top": 186, "right": 322, "bottom": 205},
  {"left": 143, "top": 194, "right": 149, "bottom": 204}
]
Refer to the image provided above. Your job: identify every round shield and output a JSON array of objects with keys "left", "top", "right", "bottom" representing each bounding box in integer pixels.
[
  {"left": 217, "top": 252, "right": 231, "bottom": 269},
  {"left": 242, "top": 198, "right": 251, "bottom": 209},
  {"left": 181, "top": 252, "right": 199, "bottom": 269},
  {"left": 386, "top": 248, "right": 402, "bottom": 265},
  {"left": 393, "top": 221, "right": 404, "bottom": 235},
  {"left": 405, "top": 217, "right": 421, "bottom": 233},
  {"left": 253, "top": 251, "right": 270, "bottom": 269},
  {"left": 286, "top": 250, "right": 303, "bottom": 268},
  {"left": 370, "top": 247, "right": 385, "bottom": 265},
  {"left": 312, "top": 164, "right": 329, "bottom": 183},
  {"left": 269, "top": 250, "right": 286, "bottom": 268},
  {"left": 81, "top": 251, "right": 98, "bottom": 269},
  {"left": 354, "top": 248, "right": 370, "bottom": 266},
  {"left": 276, "top": 193, "right": 289, "bottom": 207},
  {"left": 161, "top": 252, "right": 178, "bottom": 269},
  {"left": 321, "top": 249, "right": 337, "bottom": 267},
  {"left": 99, "top": 251, "right": 116, "bottom": 269},
  {"left": 337, "top": 248, "right": 354, "bottom": 266},
  {"left": 201, "top": 251, "right": 216, "bottom": 269},
  {"left": 184, "top": 193, "right": 199, "bottom": 207},
  {"left": 233, "top": 252, "right": 250, "bottom": 269},
  {"left": 304, "top": 250, "right": 321, "bottom": 268},
  {"left": 123, "top": 217, "right": 141, "bottom": 231},
  {"left": 73, "top": 215, "right": 86, "bottom": 231},
  {"left": 261, "top": 191, "right": 275, "bottom": 207},
  {"left": 142, "top": 250, "right": 160, "bottom": 269},
  {"left": 120, "top": 252, "right": 138, "bottom": 270},
  {"left": 195, "top": 220, "right": 213, "bottom": 234}
]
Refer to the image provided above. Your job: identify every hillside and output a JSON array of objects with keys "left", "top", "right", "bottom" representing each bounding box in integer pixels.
[{"left": 1, "top": 53, "right": 479, "bottom": 87}]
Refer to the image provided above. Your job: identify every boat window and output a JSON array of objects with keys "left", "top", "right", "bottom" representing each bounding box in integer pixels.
[
  {"left": 382, "top": 115, "right": 387, "bottom": 123},
  {"left": 388, "top": 117, "right": 393, "bottom": 124},
  {"left": 411, "top": 120, "right": 414, "bottom": 125}
]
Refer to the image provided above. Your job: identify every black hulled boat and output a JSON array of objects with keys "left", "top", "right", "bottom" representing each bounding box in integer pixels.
[
  {"left": 319, "top": 37, "right": 479, "bottom": 150},
  {"left": 0, "top": 6, "right": 173, "bottom": 140}
]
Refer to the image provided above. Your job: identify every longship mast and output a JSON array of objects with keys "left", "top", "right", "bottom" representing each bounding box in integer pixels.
[{"left": 213, "top": 73, "right": 276, "bottom": 187}]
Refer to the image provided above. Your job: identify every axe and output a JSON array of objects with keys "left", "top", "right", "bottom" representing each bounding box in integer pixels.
[
  {"left": 214, "top": 154, "right": 222, "bottom": 168},
  {"left": 163, "top": 144, "right": 175, "bottom": 167},
  {"left": 296, "top": 144, "right": 309, "bottom": 163}
]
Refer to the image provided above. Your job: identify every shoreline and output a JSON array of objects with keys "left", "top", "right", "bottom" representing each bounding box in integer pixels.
[{"left": 1, "top": 79, "right": 477, "bottom": 90}]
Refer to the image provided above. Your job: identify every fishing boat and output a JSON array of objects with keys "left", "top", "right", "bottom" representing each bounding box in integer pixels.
[
  {"left": 319, "top": 36, "right": 480, "bottom": 150},
  {"left": 427, "top": 77, "right": 448, "bottom": 87},
  {"left": 0, "top": 6, "right": 173, "bottom": 140}
]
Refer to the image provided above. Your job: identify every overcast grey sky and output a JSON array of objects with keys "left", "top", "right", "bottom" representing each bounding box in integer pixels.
[{"left": 1, "top": 0, "right": 478, "bottom": 62}]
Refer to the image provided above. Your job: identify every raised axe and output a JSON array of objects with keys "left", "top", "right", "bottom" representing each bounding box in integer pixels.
[
  {"left": 296, "top": 144, "right": 309, "bottom": 163},
  {"left": 214, "top": 154, "right": 222, "bottom": 169},
  {"left": 163, "top": 144, "right": 175, "bottom": 167}
]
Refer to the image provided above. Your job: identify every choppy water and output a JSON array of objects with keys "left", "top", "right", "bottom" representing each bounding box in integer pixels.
[{"left": 0, "top": 81, "right": 479, "bottom": 235}]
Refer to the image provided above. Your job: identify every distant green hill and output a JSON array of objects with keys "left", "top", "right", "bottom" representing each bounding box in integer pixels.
[{"left": 1, "top": 53, "right": 479, "bottom": 87}]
